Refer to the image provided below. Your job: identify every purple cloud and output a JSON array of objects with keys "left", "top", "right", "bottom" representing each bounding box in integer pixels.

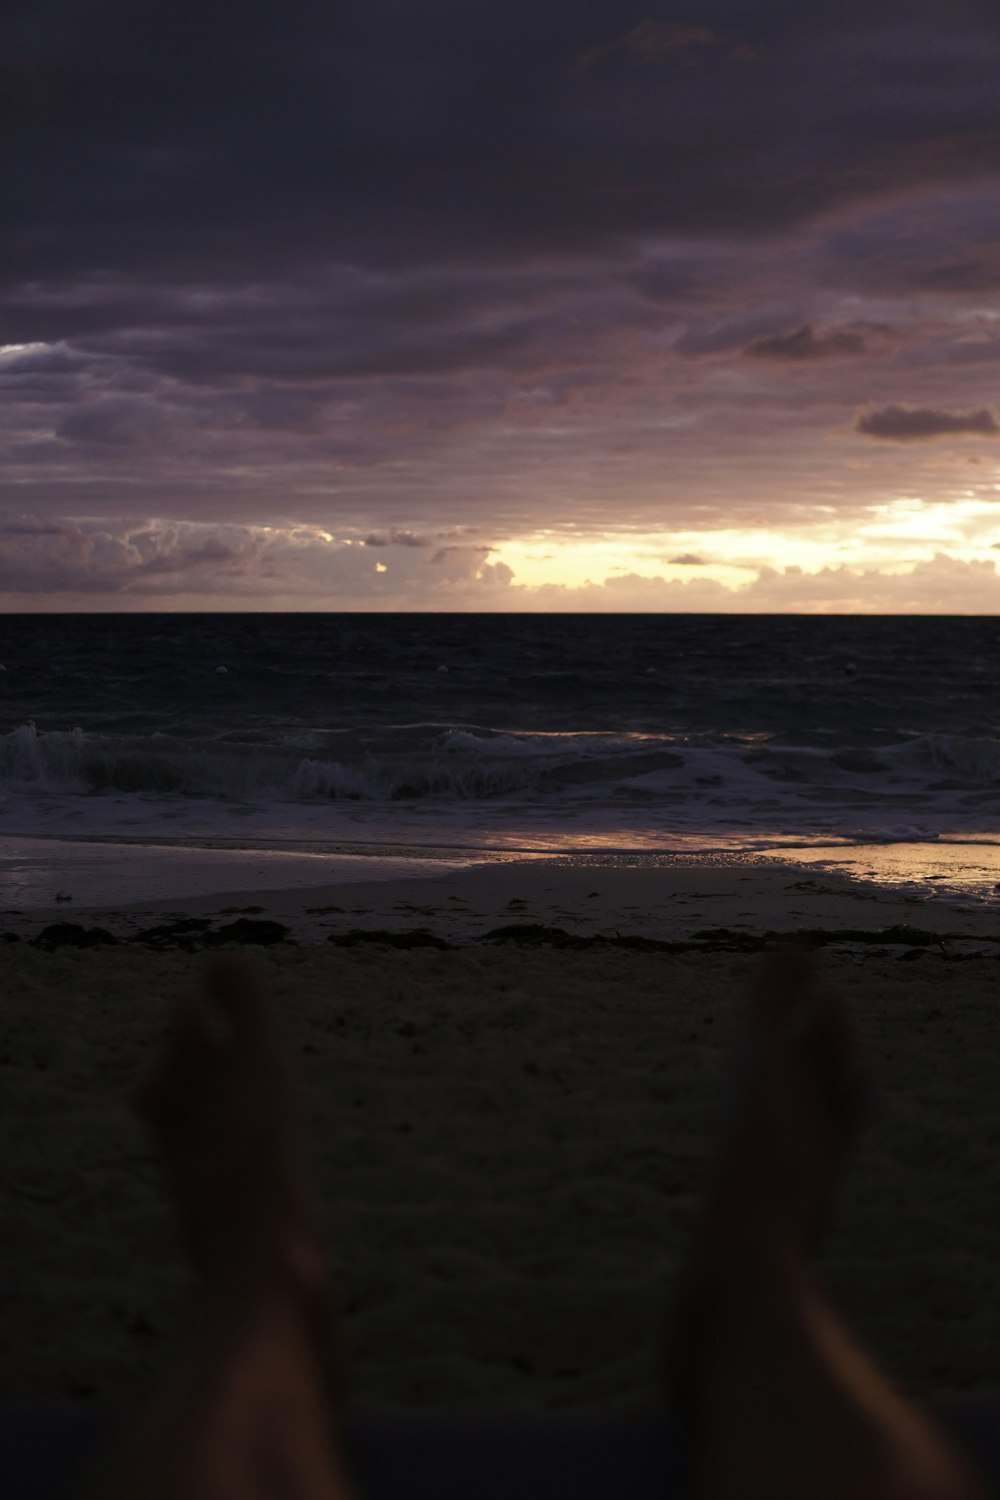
[
  {"left": 5, "top": 3, "right": 1000, "bottom": 608},
  {"left": 674, "top": 306, "right": 804, "bottom": 358},
  {"left": 362, "top": 530, "right": 432, "bottom": 548},
  {"left": 57, "top": 397, "right": 176, "bottom": 447},
  {"left": 571, "top": 20, "right": 739, "bottom": 76},
  {"left": 855, "top": 404, "right": 1000, "bottom": 441},
  {"left": 747, "top": 323, "right": 896, "bottom": 361}
]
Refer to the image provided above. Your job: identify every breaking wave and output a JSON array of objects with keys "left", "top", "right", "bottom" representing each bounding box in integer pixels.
[{"left": 2, "top": 721, "right": 1000, "bottom": 839}]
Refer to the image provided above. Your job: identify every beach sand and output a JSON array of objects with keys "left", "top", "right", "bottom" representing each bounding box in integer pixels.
[
  {"left": 2, "top": 854, "right": 1000, "bottom": 1422},
  {"left": 7, "top": 850, "right": 1000, "bottom": 947}
]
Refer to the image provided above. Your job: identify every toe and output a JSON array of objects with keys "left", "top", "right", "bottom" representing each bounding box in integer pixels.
[
  {"left": 204, "top": 955, "right": 276, "bottom": 1058},
  {"left": 747, "top": 944, "right": 816, "bottom": 1036},
  {"left": 133, "top": 994, "right": 226, "bottom": 1130}
]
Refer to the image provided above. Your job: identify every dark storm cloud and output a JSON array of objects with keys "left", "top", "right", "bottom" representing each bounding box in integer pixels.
[
  {"left": 817, "top": 185, "right": 1000, "bottom": 295},
  {"left": 673, "top": 305, "right": 805, "bottom": 358},
  {"left": 855, "top": 404, "right": 1000, "bottom": 442},
  {"left": 362, "top": 530, "right": 431, "bottom": 548},
  {"left": 56, "top": 396, "right": 175, "bottom": 446},
  {"left": 0, "top": 358, "right": 88, "bottom": 404},
  {"left": 6, "top": 0, "right": 1000, "bottom": 285},
  {"left": 0, "top": 517, "right": 67, "bottom": 537},
  {"left": 920, "top": 260, "right": 1000, "bottom": 292},
  {"left": 898, "top": 333, "right": 1000, "bottom": 368},
  {"left": 1, "top": 266, "right": 638, "bottom": 392},
  {"left": 571, "top": 20, "right": 738, "bottom": 75},
  {"left": 745, "top": 322, "right": 897, "bottom": 361}
]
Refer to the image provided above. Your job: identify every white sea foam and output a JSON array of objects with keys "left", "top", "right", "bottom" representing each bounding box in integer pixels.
[
  {"left": 289, "top": 758, "right": 374, "bottom": 799},
  {"left": 2, "top": 723, "right": 999, "bottom": 859},
  {"left": 439, "top": 728, "right": 638, "bottom": 758},
  {"left": 903, "top": 733, "right": 1000, "bottom": 782}
]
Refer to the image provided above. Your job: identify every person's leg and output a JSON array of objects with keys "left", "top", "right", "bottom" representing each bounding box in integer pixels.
[
  {"left": 663, "top": 948, "right": 991, "bottom": 1500},
  {"left": 88, "top": 958, "right": 360, "bottom": 1500}
]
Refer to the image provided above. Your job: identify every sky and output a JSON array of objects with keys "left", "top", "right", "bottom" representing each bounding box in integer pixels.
[{"left": 3, "top": 0, "right": 1000, "bottom": 611}]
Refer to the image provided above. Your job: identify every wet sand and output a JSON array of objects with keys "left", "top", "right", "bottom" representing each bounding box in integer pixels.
[{"left": 7, "top": 853, "right": 1000, "bottom": 948}]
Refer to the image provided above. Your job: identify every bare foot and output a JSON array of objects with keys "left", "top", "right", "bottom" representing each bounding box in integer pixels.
[
  {"left": 94, "top": 960, "right": 356, "bottom": 1498},
  {"left": 135, "top": 959, "right": 341, "bottom": 1384},
  {"left": 663, "top": 947, "right": 875, "bottom": 1405}
]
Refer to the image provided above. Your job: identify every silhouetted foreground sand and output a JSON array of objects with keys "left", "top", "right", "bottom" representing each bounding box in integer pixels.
[{"left": 2, "top": 936, "right": 998, "bottom": 1416}]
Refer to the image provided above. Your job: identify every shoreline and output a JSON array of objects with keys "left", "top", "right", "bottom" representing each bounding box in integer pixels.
[
  {"left": 5, "top": 829, "right": 1000, "bottom": 934},
  {"left": 6, "top": 852, "right": 1000, "bottom": 951}
]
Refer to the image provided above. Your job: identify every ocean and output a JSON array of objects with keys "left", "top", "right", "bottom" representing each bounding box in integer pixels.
[{"left": 2, "top": 612, "right": 1000, "bottom": 906}]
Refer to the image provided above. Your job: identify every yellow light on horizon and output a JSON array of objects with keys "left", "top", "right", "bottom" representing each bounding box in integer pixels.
[{"left": 490, "top": 496, "right": 1000, "bottom": 594}]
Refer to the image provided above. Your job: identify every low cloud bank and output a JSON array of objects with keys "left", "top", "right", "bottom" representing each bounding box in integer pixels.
[
  {"left": 0, "top": 517, "right": 511, "bottom": 603},
  {"left": 1, "top": 516, "right": 996, "bottom": 613}
]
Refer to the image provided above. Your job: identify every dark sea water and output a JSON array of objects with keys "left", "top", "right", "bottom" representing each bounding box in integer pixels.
[{"left": 1, "top": 613, "right": 999, "bottom": 876}]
